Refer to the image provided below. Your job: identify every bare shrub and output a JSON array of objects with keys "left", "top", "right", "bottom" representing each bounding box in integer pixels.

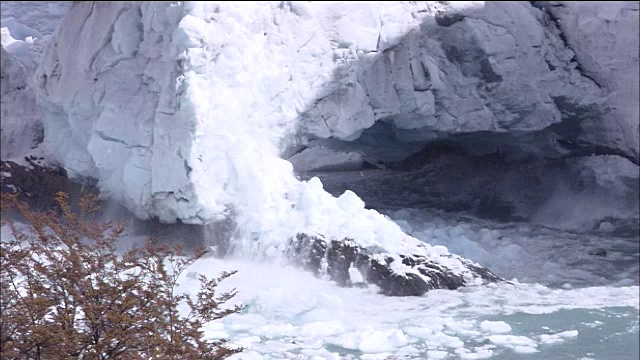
[{"left": 1, "top": 192, "right": 243, "bottom": 359}]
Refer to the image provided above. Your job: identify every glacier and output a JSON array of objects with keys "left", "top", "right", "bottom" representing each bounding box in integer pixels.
[
  {"left": 1, "top": 2, "right": 639, "bottom": 358},
  {"left": 28, "top": 1, "right": 639, "bottom": 227},
  {"left": 1, "top": 1, "right": 639, "bottom": 295}
]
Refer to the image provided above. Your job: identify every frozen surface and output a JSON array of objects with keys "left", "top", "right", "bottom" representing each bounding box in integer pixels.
[{"left": 1, "top": 2, "right": 638, "bottom": 358}]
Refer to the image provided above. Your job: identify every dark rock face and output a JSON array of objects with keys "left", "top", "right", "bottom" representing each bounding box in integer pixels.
[
  {"left": 1, "top": 157, "right": 99, "bottom": 212},
  {"left": 288, "top": 233, "right": 502, "bottom": 296}
]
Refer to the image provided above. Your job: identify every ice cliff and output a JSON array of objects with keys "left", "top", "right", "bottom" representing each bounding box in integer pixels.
[
  {"left": 1, "top": 1, "right": 638, "bottom": 293},
  {"left": 28, "top": 1, "right": 639, "bottom": 224},
  {"left": 1, "top": 1, "right": 70, "bottom": 158}
]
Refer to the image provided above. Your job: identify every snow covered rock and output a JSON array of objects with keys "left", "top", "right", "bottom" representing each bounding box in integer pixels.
[
  {"left": 287, "top": 233, "right": 501, "bottom": 296},
  {"left": 0, "top": 157, "right": 96, "bottom": 211}
]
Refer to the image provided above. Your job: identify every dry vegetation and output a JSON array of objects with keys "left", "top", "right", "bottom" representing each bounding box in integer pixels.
[{"left": 0, "top": 192, "right": 243, "bottom": 359}]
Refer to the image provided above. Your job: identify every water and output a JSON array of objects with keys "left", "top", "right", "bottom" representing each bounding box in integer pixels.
[
  {"left": 173, "top": 171, "right": 639, "bottom": 360},
  {"left": 486, "top": 308, "right": 639, "bottom": 360},
  {"left": 386, "top": 208, "right": 639, "bottom": 288},
  {"left": 177, "top": 258, "right": 639, "bottom": 359}
]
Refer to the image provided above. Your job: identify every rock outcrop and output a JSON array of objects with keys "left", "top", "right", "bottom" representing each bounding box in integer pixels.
[{"left": 288, "top": 233, "right": 501, "bottom": 296}]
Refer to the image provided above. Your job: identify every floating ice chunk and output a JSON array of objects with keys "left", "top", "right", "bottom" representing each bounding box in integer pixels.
[
  {"left": 488, "top": 334, "right": 537, "bottom": 349},
  {"left": 327, "top": 329, "right": 409, "bottom": 354},
  {"left": 300, "top": 349, "right": 340, "bottom": 360},
  {"left": 514, "top": 345, "right": 539, "bottom": 353},
  {"left": 479, "top": 320, "right": 512, "bottom": 334},
  {"left": 426, "top": 350, "right": 448, "bottom": 359},
  {"left": 234, "top": 335, "right": 262, "bottom": 347},
  {"left": 557, "top": 330, "right": 578, "bottom": 338},
  {"left": 404, "top": 326, "right": 436, "bottom": 340},
  {"left": 539, "top": 334, "right": 564, "bottom": 345},
  {"left": 358, "top": 330, "right": 409, "bottom": 353},
  {"left": 228, "top": 350, "right": 262, "bottom": 360},
  {"left": 540, "top": 329, "right": 579, "bottom": 345},
  {"left": 397, "top": 345, "right": 420, "bottom": 355},
  {"left": 433, "top": 333, "right": 465, "bottom": 349},
  {"left": 359, "top": 353, "right": 392, "bottom": 360},
  {"left": 582, "top": 321, "right": 603, "bottom": 328},
  {"left": 299, "top": 321, "right": 345, "bottom": 338},
  {"left": 250, "top": 323, "right": 296, "bottom": 339},
  {"left": 458, "top": 346, "right": 495, "bottom": 359}
]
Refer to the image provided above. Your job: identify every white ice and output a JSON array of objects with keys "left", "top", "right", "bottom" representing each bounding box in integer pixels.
[{"left": 175, "top": 256, "right": 638, "bottom": 359}]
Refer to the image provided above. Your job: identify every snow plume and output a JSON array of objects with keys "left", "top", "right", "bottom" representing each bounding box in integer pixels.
[{"left": 33, "top": 2, "right": 476, "bottom": 262}]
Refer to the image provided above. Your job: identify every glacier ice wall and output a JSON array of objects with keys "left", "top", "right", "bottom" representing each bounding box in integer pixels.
[
  {"left": 1, "top": 30, "right": 43, "bottom": 159},
  {"left": 34, "top": 1, "right": 434, "bottom": 225},
  {"left": 32, "top": 1, "right": 638, "bottom": 235},
  {"left": 0, "top": 1, "right": 70, "bottom": 160},
  {"left": 294, "top": 1, "right": 639, "bottom": 167},
  {"left": 543, "top": 1, "right": 639, "bottom": 163}
]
